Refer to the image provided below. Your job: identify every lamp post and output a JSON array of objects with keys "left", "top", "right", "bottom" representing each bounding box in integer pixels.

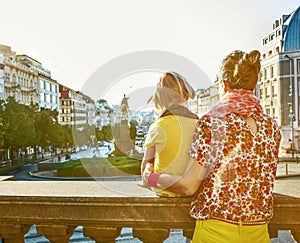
[{"left": 284, "top": 54, "right": 295, "bottom": 157}]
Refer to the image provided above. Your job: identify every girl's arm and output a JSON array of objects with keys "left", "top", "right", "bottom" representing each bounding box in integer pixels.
[{"left": 141, "top": 146, "right": 155, "bottom": 175}]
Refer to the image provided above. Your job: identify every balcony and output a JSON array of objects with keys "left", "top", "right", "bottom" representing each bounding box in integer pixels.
[{"left": 0, "top": 180, "right": 299, "bottom": 243}]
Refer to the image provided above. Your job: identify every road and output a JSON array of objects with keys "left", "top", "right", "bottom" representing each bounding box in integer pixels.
[{"left": 5, "top": 146, "right": 113, "bottom": 181}]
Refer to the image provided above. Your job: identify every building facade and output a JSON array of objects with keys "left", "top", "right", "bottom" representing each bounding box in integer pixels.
[
  {"left": 59, "top": 85, "right": 87, "bottom": 130},
  {"left": 82, "top": 94, "right": 96, "bottom": 126},
  {"left": 95, "top": 99, "right": 112, "bottom": 129},
  {"left": 189, "top": 83, "right": 219, "bottom": 118},
  {"left": 16, "top": 55, "right": 60, "bottom": 113},
  {"left": 0, "top": 45, "right": 39, "bottom": 106},
  {"left": 260, "top": 6, "right": 300, "bottom": 149},
  {"left": 0, "top": 53, "right": 5, "bottom": 100}
]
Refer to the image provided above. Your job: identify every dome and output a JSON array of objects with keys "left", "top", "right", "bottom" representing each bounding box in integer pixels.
[{"left": 283, "top": 6, "right": 300, "bottom": 51}]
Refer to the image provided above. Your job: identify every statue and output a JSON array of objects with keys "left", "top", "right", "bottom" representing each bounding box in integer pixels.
[
  {"left": 113, "top": 94, "right": 136, "bottom": 156},
  {"left": 120, "top": 94, "right": 129, "bottom": 120}
]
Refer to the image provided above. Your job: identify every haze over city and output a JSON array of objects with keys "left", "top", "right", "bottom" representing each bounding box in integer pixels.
[{"left": 1, "top": 0, "right": 300, "bottom": 107}]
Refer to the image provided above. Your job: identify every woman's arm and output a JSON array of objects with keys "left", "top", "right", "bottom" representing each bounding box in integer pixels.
[
  {"left": 144, "top": 158, "right": 205, "bottom": 196},
  {"left": 141, "top": 146, "right": 155, "bottom": 174}
]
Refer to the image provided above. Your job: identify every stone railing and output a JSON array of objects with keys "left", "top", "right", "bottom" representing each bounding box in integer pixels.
[{"left": 0, "top": 180, "right": 299, "bottom": 243}]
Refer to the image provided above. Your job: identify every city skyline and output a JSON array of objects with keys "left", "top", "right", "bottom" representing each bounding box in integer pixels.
[{"left": 0, "top": 0, "right": 300, "bottom": 106}]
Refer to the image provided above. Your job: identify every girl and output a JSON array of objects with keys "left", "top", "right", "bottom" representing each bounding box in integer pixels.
[{"left": 141, "top": 71, "right": 198, "bottom": 196}]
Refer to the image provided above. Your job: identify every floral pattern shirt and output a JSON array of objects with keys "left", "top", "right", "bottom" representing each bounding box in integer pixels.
[{"left": 188, "top": 112, "right": 281, "bottom": 222}]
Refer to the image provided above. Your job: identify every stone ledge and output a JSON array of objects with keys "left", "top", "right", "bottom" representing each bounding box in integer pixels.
[{"left": 0, "top": 181, "right": 299, "bottom": 242}]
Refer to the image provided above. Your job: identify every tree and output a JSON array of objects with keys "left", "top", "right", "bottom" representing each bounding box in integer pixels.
[
  {"left": 34, "top": 108, "right": 62, "bottom": 157},
  {"left": 61, "top": 125, "right": 74, "bottom": 152},
  {"left": 95, "top": 125, "right": 113, "bottom": 142},
  {"left": 3, "top": 97, "right": 36, "bottom": 162},
  {"left": 129, "top": 120, "right": 137, "bottom": 142}
]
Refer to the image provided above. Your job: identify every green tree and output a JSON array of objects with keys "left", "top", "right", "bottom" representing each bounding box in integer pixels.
[
  {"left": 95, "top": 125, "right": 113, "bottom": 142},
  {"left": 61, "top": 125, "right": 74, "bottom": 152},
  {"left": 3, "top": 97, "right": 36, "bottom": 162},
  {"left": 34, "top": 108, "right": 62, "bottom": 157},
  {"left": 129, "top": 120, "right": 137, "bottom": 142}
]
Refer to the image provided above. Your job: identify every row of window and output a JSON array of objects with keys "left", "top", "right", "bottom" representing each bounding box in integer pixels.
[
  {"left": 42, "top": 94, "right": 58, "bottom": 104},
  {"left": 262, "top": 65, "right": 276, "bottom": 80},
  {"left": 8, "top": 73, "right": 37, "bottom": 88},
  {"left": 259, "top": 85, "right": 278, "bottom": 99},
  {"left": 61, "top": 100, "right": 72, "bottom": 106},
  {"left": 39, "top": 80, "right": 58, "bottom": 92},
  {"left": 60, "top": 108, "right": 87, "bottom": 114},
  {"left": 60, "top": 116, "right": 87, "bottom": 122},
  {"left": 262, "top": 59, "right": 300, "bottom": 80},
  {"left": 262, "top": 46, "right": 280, "bottom": 59},
  {"left": 7, "top": 92, "right": 36, "bottom": 104},
  {"left": 262, "top": 29, "right": 281, "bottom": 46},
  {"left": 265, "top": 107, "right": 279, "bottom": 119}
]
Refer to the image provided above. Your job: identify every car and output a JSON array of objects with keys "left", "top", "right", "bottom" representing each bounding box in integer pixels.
[{"left": 98, "top": 141, "right": 111, "bottom": 147}]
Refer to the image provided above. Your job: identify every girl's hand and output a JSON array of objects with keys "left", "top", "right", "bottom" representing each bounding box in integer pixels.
[{"left": 142, "top": 162, "right": 154, "bottom": 187}]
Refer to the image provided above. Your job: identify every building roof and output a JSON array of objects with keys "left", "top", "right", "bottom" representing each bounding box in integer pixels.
[{"left": 283, "top": 6, "right": 300, "bottom": 51}]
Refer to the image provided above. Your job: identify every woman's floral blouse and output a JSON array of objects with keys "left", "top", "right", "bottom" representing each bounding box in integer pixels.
[{"left": 188, "top": 112, "right": 281, "bottom": 222}]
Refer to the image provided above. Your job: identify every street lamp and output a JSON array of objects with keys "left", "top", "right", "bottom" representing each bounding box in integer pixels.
[{"left": 284, "top": 54, "right": 295, "bottom": 157}]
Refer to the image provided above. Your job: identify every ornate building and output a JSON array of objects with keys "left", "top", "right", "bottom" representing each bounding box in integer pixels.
[
  {"left": 260, "top": 6, "right": 300, "bottom": 149},
  {"left": 0, "top": 45, "right": 39, "bottom": 106},
  {"left": 0, "top": 45, "right": 60, "bottom": 115}
]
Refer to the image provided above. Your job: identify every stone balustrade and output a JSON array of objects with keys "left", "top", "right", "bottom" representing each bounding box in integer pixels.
[{"left": 0, "top": 180, "right": 299, "bottom": 242}]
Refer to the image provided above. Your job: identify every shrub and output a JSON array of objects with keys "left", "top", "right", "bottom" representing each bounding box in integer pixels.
[{"left": 57, "top": 156, "right": 141, "bottom": 177}]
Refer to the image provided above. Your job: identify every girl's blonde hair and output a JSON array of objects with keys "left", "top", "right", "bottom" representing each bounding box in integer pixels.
[
  {"left": 220, "top": 50, "right": 261, "bottom": 90},
  {"left": 149, "top": 72, "right": 196, "bottom": 109}
]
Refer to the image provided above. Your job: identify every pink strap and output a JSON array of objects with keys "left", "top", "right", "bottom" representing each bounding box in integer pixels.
[{"left": 148, "top": 173, "right": 160, "bottom": 187}]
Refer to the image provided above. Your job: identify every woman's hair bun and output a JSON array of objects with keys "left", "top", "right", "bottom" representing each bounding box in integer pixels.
[{"left": 221, "top": 50, "right": 261, "bottom": 90}]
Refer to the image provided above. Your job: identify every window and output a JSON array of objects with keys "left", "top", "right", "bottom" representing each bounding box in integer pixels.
[
  {"left": 265, "top": 87, "right": 270, "bottom": 98},
  {"left": 280, "top": 60, "right": 292, "bottom": 76},
  {"left": 40, "top": 80, "right": 44, "bottom": 89},
  {"left": 263, "top": 38, "right": 268, "bottom": 45},
  {"left": 270, "top": 66, "right": 274, "bottom": 78},
  {"left": 260, "top": 88, "right": 263, "bottom": 99},
  {"left": 273, "top": 108, "right": 278, "bottom": 119},
  {"left": 268, "top": 50, "right": 272, "bottom": 56},
  {"left": 276, "top": 29, "right": 281, "bottom": 36}
]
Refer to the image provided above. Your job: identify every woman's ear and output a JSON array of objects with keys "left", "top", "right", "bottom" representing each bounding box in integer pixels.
[
  {"left": 222, "top": 80, "right": 230, "bottom": 93},
  {"left": 219, "top": 80, "right": 228, "bottom": 97}
]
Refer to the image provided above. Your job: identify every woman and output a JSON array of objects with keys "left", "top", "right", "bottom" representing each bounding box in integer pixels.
[
  {"left": 141, "top": 71, "right": 198, "bottom": 196},
  {"left": 143, "top": 50, "right": 282, "bottom": 242}
]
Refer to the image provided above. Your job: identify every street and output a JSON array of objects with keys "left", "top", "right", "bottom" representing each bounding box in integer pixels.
[{"left": 2, "top": 146, "right": 114, "bottom": 181}]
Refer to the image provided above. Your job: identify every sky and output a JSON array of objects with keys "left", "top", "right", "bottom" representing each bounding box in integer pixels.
[{"left": 1, "top": 0, "right": 300, "bottom": 108}]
